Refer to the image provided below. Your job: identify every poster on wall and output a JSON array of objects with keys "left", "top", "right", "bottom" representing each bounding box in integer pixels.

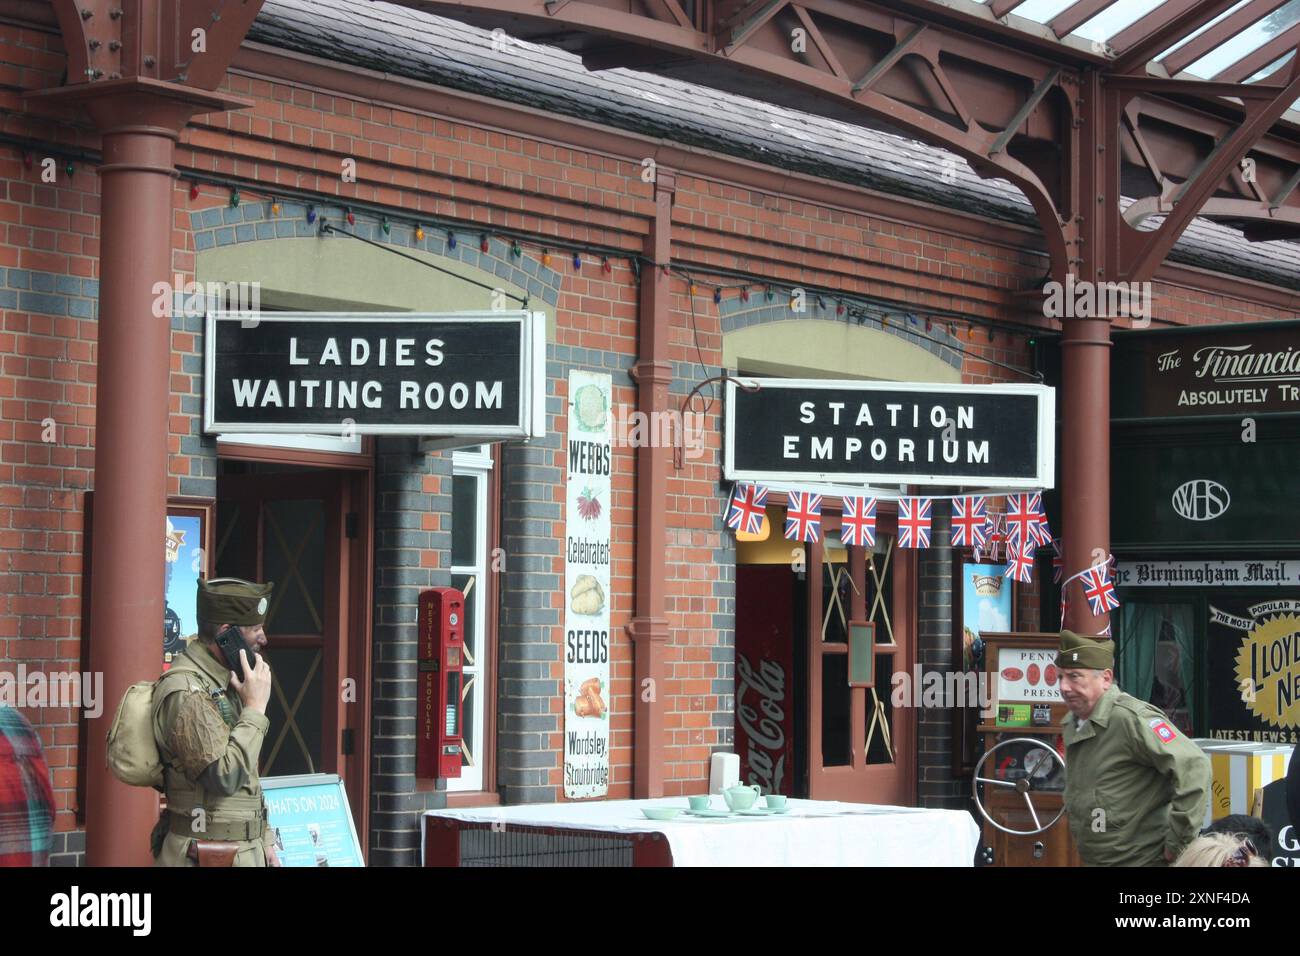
[
  {"left": 564, "top": 370, "right": 612, "bottom": 798},
  {"left": 164, "top": 501, "right": 211, "bottom": 670},
  {"left": 1207, "top": 598, "right": 1300, "bottom": 744},
  {"left": 952, "top": 562, "right": 1014, "bottom": 771}
]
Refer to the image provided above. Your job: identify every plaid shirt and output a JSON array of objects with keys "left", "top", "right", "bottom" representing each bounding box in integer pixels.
[{"left": 0, "top": 708, "right": 55, "bottom": 866}]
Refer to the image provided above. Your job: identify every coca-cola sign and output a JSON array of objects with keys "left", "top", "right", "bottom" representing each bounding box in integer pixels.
[
  {"left": 734, "top": 565, "right": 796, "bottom": 796},
  {"left": 1114, "top": 325, "right": 1300, "bottom": 419},
  {"left": 736, "top": 653, "right": 788, "bottom": 794}
]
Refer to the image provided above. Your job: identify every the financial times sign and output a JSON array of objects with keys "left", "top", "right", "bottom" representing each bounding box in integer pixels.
[
  {"left": 724, "top": 378, "right": 1055, "bottom": 488},
  {"left": 204, "top": 311, "right": 545, "bottom": 438}
]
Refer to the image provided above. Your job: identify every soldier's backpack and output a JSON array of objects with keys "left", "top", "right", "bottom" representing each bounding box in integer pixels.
[{"left": 106, "top": 681, "right": 164, "bottom": 788}]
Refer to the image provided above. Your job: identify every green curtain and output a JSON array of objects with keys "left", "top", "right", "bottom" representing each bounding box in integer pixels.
[
  {"left": 1117, "top": 603, "right": 1158, "bottom": 700},
  {"left": 1117, "top": 602, "right": 1196, "bottom": 722}
]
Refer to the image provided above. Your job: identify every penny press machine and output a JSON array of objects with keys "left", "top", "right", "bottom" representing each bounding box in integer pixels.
[{"left": 972, "top": 632, "right": 1080, "bottom": 867}]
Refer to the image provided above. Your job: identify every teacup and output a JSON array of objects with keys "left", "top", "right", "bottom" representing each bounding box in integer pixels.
[
  {"left": 721, "top": 784, "right": 762, "bottom": 811},
  {"left": 688, "top": 795, "right": 712, "bottom": 811},
  {"left": 765, "top": 794, "right": 787, "bottom": 810}
]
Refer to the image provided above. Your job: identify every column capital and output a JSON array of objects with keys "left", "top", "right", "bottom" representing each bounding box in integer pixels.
[{"left": 26, "top": 76, "right": 252, "bottom": 137}]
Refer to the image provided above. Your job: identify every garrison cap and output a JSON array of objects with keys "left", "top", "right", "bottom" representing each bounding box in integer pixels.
[
  {"left": 197, "top": 577, "right": 273, "bottom": 626},
  {"left": 1055, "top": 629, "right": 1114, "bottom": 670}
]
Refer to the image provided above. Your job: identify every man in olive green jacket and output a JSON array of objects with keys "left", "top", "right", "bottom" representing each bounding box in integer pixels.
[
  {"left": 151, "top": 578, "right": 280, "bottom": 867},
  {"left": 1058, "top": 630, "right": 1210, "bottom": 867}
]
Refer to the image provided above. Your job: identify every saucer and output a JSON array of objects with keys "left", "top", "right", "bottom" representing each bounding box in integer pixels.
[
  {"left": 685, "top": 808, "right": 732, "bottom": 818},
  {"left": 739, "top": 806, "right": 791, "bottom": 815}
]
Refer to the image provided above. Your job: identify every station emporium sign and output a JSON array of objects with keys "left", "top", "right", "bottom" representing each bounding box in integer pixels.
[
  {"left": 723, "top": 378, "right": 1055, "bottom": 488},
  {"left": 204, "top": 311, "right": 546, "bottom": 438}
]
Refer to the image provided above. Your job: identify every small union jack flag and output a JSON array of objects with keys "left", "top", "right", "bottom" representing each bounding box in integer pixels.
[
  {"left": 784, "top": 491, "right": 823, "bottom": 543},
  {"left": 839, "top": 495, "right": 877, "bottom": 548},
  {"left": 725, "top": 483, "right": 768, "bottom": 535},
  {"left": 950, "top": 496, "right": 988, "bottom": 549},
  {"left": 1051, "top": 539, "right": 1064, "bottom": 584},
  {"left": 1004, "top": 494, "right": 1041, "bottom": 551},
  {"left": 1033, "top": 517, "right": 1054, "bottom": 548},
  {"left": 897, "top": 497, "right": 932, "bottom": 548},
  {"left": 1081, "top": 566, "right": 1120, "bottom": 616},
  {"left": 1005, "top": 541, "right": 1035, "bottom": 583},
  {"left": 976, "top": 511, "right": 1004, "bottom": 563}
]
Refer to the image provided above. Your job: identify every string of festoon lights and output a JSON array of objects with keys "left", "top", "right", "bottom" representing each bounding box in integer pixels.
[{"left": 1, "top": 135, "right": 1048, "bottom": 372}]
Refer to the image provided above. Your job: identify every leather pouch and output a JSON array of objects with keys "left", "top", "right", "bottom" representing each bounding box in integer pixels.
[{"left": 191, "top": 840, "right": 241, "bottom": 867}]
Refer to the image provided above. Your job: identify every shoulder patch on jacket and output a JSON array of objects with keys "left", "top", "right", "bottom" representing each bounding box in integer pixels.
[{"left": 1147, "top": 716, "right": 1177, "bottom": 744}]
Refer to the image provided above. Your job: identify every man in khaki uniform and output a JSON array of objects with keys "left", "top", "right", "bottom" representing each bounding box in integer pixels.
[
  {"left": 151, "top": 578, "right": 280, "bottom": 867},
  {"left": 1058, "top": 630, "right": 1210, "bottom": 867}
]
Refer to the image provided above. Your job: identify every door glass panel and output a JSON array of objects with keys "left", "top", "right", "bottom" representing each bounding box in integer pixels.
[
  {"left": 821, "top": 561, "right": 851, "bottom": 644},
  {"left": 866, "top": 659, "right": 896, "bottom": 765},
  {"left": 821, "top": 653, "right": 851, "bottom": 767},
  {"left": 214, "top": 501, "right": 256, "bottom": 580},
  {"left": 262, "top": 499, "right": 325, "bottom": 635},
  {"left": 262, "top": 646, "right": 324, "bottom": 776}
]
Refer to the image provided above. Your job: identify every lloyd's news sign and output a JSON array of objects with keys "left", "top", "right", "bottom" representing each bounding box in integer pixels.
[
  {"left": 724, "top": 378, "right": 1054, "bottom": 487},
  {"left": 204, "top": 311, "right": 546, "bottom": 438}
]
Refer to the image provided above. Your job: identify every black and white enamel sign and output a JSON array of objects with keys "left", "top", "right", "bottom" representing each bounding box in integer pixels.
[
  {"left": 724, "top": 378, "right": 1055, "bottom": 487},
  {"left": 204, "top": 311, "right": 545, "bottom": 438}
]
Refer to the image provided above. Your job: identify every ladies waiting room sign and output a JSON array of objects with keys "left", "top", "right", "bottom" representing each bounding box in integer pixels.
[{"left": 564, "top": 370, "right": 612, "bottom": 797}]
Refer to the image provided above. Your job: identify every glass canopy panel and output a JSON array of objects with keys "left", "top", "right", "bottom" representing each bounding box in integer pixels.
[
  {"left": 1184, "top": 0, "right": 1300, "bottom": 77},
  {"left": 1152, "top": 0, "right": 1253, "bottom": 59},
  {"left": 1074, "top": 0, "right": 1168, "bottom": 44},
  {"left": 1009, "top": 0, "right": 1080, "bottom": 24}
]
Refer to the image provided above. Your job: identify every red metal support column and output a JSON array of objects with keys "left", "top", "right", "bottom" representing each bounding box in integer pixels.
[
  {"left": 1059, "top": 69, "right": 1113, "bottom": 636},
  {"left": 84, "top": 90, "right": 211, "bottom": 866},
  {"left": 627, "top": 170, "right": 677, "bottom": 797},
  {"left": 30, "top": 78, "right": 250, "bottom": 865}
]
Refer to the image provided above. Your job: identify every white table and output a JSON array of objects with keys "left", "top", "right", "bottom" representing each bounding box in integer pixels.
[{"left": 422, "top": 797, "right": 979, "bottom": 867}]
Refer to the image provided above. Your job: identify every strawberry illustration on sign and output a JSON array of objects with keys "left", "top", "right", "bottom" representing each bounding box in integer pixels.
[{"left": 577, "top": 486, "right": 602, "bottom": 521}]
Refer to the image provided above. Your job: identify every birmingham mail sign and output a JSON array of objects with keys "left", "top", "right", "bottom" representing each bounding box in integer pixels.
[
  {"left": 204, "top": 311, "right": 545, "bottom": 438},
  {"left": 724, "top": 378, "right": 1055, "bottom": 488}
]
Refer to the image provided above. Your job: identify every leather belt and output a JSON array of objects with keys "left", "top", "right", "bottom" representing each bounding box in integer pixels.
[{"left": 169, "top": 809, "right": 267, "bottom": 842}]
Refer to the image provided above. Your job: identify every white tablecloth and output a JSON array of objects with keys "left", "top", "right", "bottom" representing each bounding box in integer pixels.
[{"left": 421, "top": 797, "right": 979, "bottom": 867}]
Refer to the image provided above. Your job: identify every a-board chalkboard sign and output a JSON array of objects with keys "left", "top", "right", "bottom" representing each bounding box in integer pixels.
[{"left": 264, "top": 773, "right": 364, "bottom": 867}]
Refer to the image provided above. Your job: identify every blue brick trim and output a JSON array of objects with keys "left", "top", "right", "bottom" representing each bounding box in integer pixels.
[{"left": 187, "top": 200, "right": 562, "bottom": 309}]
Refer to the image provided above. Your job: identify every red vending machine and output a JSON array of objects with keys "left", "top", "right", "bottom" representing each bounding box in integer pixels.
[{"left": 417, "top": 587, "right": 465, "bottom": 780}]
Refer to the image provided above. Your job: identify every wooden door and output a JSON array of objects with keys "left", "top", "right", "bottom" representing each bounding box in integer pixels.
[
  {"left": 807, "top": 508, "right": 916, "bottom": 805},
  {"left": 214, "top": 471, "right": 367, "bottom": 839}
]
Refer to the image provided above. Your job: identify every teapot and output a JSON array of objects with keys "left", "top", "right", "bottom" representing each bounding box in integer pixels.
[{"left": 721, "top": 783, "right": 762, "bottom": 811}]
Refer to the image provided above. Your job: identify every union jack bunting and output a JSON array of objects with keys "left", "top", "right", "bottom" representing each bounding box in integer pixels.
[
  {"left": 975, "top": 511, "right": 1004, "bottom": 563},
  {"left": 1005, "top": 541, "right": 1035, "bottom": 583},
  {"left": 1004, "top": 494, "right": 1041, "bottom": 551},
  {"left": 839, "top": 495, "right": 877, "bottom": 548},
  {"left": 784, "top": 491, "right": 823, "bottom": 543},
  {"left": 1081, "top": 566, "right": 1121, "bottom": 616},
  {"left": 725, "top": 483, "right": 768, "bottom": 535},
  {"left": 1051, "top": 539, "right": 1064, "bottom": 584},
  {"left": 897, "top": 497, "right": 932, "bottom": 549},
  {"left": 950, "top": 496, "right": 988, "bottom": 549},
  {"left": 1031, "top": 512, "right": 1054, "bottom": 548}
]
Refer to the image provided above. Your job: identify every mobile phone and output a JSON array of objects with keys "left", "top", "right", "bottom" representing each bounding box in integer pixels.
[{"left": 215, "top": 625, "right": 254, "bottom": 681}]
